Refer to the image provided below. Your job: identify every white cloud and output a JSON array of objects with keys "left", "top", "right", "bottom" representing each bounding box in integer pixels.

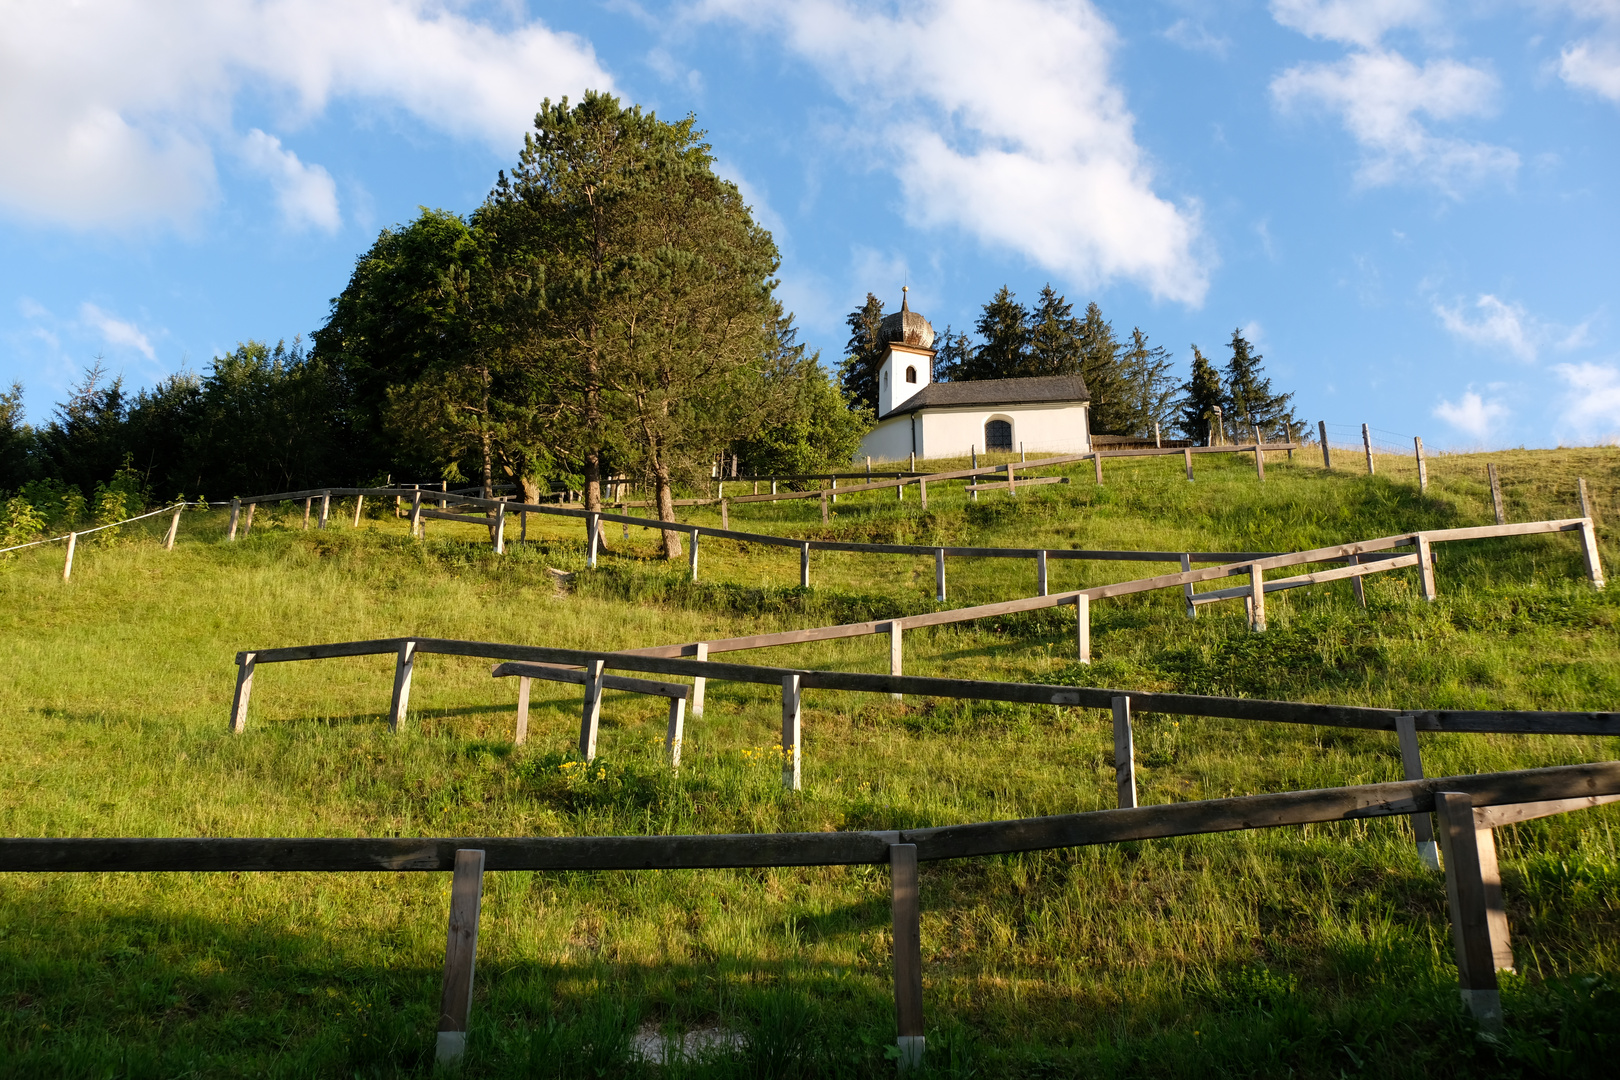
[
  {"left": 1434, "top": 390, "right": 1510, "bottom": 439},
  {"left": 0, "top": 1, "right": 613, "bottom": 229},
  {"left": 1271, "top": 49, "right": 1518, "bottom": 195},
  {"left": 79, "top": 302, "right": 157, "bottom": 360},
  {"left": 698, "top": 0, "right": 1210, "bottom": 306},
  {"left": 1434, "top": 293, "right": 1593, "bottom": 362},
  {"left": 1269, "top": 0, "right": 1438, "bottom": 48},
  {"left": 1553, "top": 361, "right": 1620, "bottom": 442},
  {"left": 1162, "top": 19, "right": 1230, "bottom": 58},
  {"left": 1556, "top": 1, "right": 1620, "bottom": 105},
  {"left": 240, "top": 129, "right": 340, "bottom": 231}
]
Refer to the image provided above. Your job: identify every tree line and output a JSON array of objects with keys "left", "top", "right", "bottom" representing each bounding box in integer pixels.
[
  {"left": 839, "top": 285, "right": 1297, "bottom": 443},
  {"left": 0, "top": 93, "right": 866, "bottom": 557}
]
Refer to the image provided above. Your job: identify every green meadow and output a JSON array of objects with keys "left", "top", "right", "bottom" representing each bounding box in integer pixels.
[{"left": 2, "top": 448, "right": 1617, "bottom": 1078}]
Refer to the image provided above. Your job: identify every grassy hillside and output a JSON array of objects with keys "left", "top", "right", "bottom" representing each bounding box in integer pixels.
[{"left": 1, "top": 448, "right": 1617, "bottom": 1078}]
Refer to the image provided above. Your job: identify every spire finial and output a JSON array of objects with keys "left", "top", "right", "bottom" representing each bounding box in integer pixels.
[{"left": 901, "top": 284, "right": 909, "bottom": 312}]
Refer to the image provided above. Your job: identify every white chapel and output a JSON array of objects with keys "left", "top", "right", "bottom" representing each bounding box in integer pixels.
[{"left": 855, "top": 289, "right": 1093, "bottom": 464}]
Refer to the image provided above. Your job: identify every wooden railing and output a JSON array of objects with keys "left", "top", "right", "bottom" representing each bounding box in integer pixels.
[{"left": 9, "top": 759, "right": 1617, "bottom": 1063}]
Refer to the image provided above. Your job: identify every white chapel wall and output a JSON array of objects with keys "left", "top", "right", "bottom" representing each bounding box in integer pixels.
[{"left": 856, "top": 403, "right": 1091, "bottom": 464}]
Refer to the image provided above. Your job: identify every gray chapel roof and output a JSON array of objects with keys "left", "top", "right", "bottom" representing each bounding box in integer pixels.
[{"left": 884, "top": 374, "right": 1090, "bottom": 418}]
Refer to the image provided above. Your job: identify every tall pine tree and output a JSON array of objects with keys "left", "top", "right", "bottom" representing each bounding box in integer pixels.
[
  {"left": 1028, "top": 285, "right": 1083, "bottom": 377},
  {"left": 931, "top": 325, "right": 972, "bottom": 382},
  {"left": 838, "top": 293, "right": 886, "bottom": 413},
  {"left": 1222, "top": 328, "right": 1296, "bottom": 439},
  {"left": 1118, "top": 327, "right": 1178, "bottom": 438},
  {"left": 962, "top": 286, "right": 1029, "bottom": 381},
  {"left": 1176, "top": 344, "right": 1224, "bottom": 444},
  {"left": 1078, "top": 302, "right": 1129, "bottom": 434}
]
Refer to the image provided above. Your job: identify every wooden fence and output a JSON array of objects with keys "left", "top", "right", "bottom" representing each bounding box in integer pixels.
[
  {"left": 8, "top": 759, "right": 1617, "bottom": 1064},
  {"left": 0, "top": 501, "right": 190, "bottom": 580}
]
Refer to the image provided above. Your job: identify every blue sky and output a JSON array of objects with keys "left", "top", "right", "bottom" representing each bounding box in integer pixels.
[{"left": 2, "top": 0, "right": 1617, "bottom": 450}]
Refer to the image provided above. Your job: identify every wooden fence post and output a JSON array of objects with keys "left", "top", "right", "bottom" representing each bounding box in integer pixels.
[
  {"left": 890, "top": 842, "right": 925, "bottom": 1072},
  {"left": 1346, "top": 554, "right": 1367, "bottom": 607},
  {"left": 302, "top": 497, "right": 312, "bottom": 530},
  {"left": 1319, "top": 420, "right": 1331, "bottom": 469},
  {"left": 1248, "top": 563, "right": 1266, "bottom": 631},
  {"left": 1253, "top": 443, "right": 1265, "bottom": 481},
  {"left": 1434, "top": 792, "right": 1504, "bottom": 1033},
  {"left": 1488, "top": 464, "right": 1505, "bottom": 525},
  {"left": 771, "top": 480, "right": 778, "bottom": 495},
  {"left": 688, "top": 529, "right": 700, "bottom": 580},
  {"left": 1036, "top": 550, "right": 1048, "bottom": 596},
  {"left": 1153, "top": 421, "right": 1161, "bottom": 448},
  {"left": 1093, "top": 452, "right": 1104, "bottom": 485},
  {"left": 1112, "top": 695, "right": 1137, "bottom": 808},
  {"left": 579, "top": 659, "right": 605, "bottom": 761},
  {"left": 1362, "top": 424, "right": 1374, "bottom": 475},
  {"left": 830, "top": 479, "right": 838, "bottom": 504},
  {"left": 889, "top": 622, "right": 903, "bottom": 701},
  {"left": 800, "top": 542, "right": 811, "bottom": 589},
  {"left": 513, "top": 677, "right": 530, "bottom": 746},
  {"left": 410, "top": 490, "right": 423, "bottom": 539},
  {"left": 690, "top": 642, "right": 708, "bottom": 719},
  {"left": 586, "top": 513, "right": 600, "bottom": 569},
  {"left": 1415, "top": 437, "right": 1428, "bottom": 492},
  {"left": 1076, "top": 593, "right": 1091, "bottom": 664},
  {"left": 1577, "top": 518, "right": 1606, "bottom": 588},
  {"left": 1180, "top": 554, "right": 1195, "bottom": 619},
  {"left": 781, "top": 673, "right": 801, "bottom": 790},
  {"left": 1006, "top": 464, "right": 1016, "bottom": 497},
  {"left": 227, "top": 499, "right": 241, "bottom": 540},
  {"left": 519, "top": 510, "right": 526, "bottom": 544},
  {"left": 821, "top": 491, "right": 830, "bottom": 522},
  {"left": 352, "top": 495, "right": 364, "bottom": 528},
  {"left": 935, "top": 549, "right": 946, "bottom": 603},
  {"left": 62, "top": 531, "right": 77, "bottom": 581},
  {"left": 721, "top": 499, "right": 730, "bottom": 529},
  {"left": 436, "top": 848, "right": 486, "bottom": 1067},
  {"left": 318, "top": 492, "right": 331, "bottom": 530},
  {"left": 918, "top": 479, "right": 927, "bottom": 510},
  {"left": 164, "top": 503, "right": 183, "bottom": 550},
  {"left": 1415, "top": 534, "right": 1438, "bottom": 601},
  {"left": 492, "top": 504, "right": 506, "bottom": 555},
  {"left": 665, "top": 696, "right": 687, "bottom": 768},
  {"left": 229, "top": 652, "right": 256, "bottom": 734},
  {"left": 1577, "top": 477, "right": 1592, "bottom": 520},
  {"left": 1183, "top": 447, "right": 1193, "bottom": 482},
  {"left": 388, "top": 641, "right": 417, "bottom": 732},
  {"left": 1395, "top": 715, "right": 1440, "bottom": 870}
]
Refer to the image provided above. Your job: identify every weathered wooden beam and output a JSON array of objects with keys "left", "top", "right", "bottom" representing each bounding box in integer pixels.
[
  {"left": 1396, "top": 715, "right": 1440, "bottom": 870},
  {"left": 579, "top": 660, "right": 605, "bottom": 761},
  {"left": 1112, "top": 695, "right": 1136, "bottom": 808},
  {"left": 490, "top": 661, "right": 691, "bottom": 700},
  {"left": 1488, "top": 464, "right": 1505, "bottom": 525},
  {"left": 388, "top": 641, "right": 416, "bottom": 732},
  {"left": 1435, "top": 792, "right": 1502, "bottom": 1032},
  {"left": 890, "top": 843, "right": 925, "bottom": 1071},
  {"left": 229, "top": 653, "right": 255, "bottom": 734},
  {"left": 665, "top": 697, "right": 686, "bottom": 768},
  {"left": 782, "top": 674, "right": 802, "bottom": 790},
  {"left": 436, "top": 849, "right": 485, "bottom": 1066},
  {"left": 1473, "top": 792, "right": 1620, "bottom": 828}
]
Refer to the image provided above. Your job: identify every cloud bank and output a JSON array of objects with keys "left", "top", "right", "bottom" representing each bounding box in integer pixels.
[
  {"left": 0, "top": 0, "right": 613, "bottom": 229},
  {"left": 700, "top": 0, "right": 1210, "bottom": 306}
]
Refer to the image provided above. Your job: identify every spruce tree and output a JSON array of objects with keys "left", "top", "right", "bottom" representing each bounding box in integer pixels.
[
  {"left": 1078, "top": 302, "right": 1128, "bottom": 434},
  {"left": 1028, "top": 285, "right": 1083, "bottom": 377},
  {"left": 1118, "top": 327, "right": 1177, "bottom": 438},
  {"left": 837, "top": 293, "right": 886, "bottom": 413},
  {"left": 931, "top": 326, "right": 972, "bottom": 382},
  {"left": 1222, "top": 328, "right": 1295, "bottom": 439},
  {"left": 1176, "top": 345, "right": 1224, "bottom": 444},
  {"left": 964, "top": 286, "right": 1029, "bottom": 380}
]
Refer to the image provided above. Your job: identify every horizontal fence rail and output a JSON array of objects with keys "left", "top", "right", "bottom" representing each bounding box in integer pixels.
[{"left": 6, "top": 760, "right": 1618, "bottom": 1059}]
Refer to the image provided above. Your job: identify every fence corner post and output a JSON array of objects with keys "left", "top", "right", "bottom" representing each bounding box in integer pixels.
[
  {"left": 890, "top": 842, "right": 925, "bottom": 1072},
  {"left": 230, "top": 652, "right": 256, "bottom": 734},
  {"left": 781, "top": 673, "right": 802, "bottom": 790},
  {"left": 1112, "top": 695, "right": 1137, "bottom": 809},
  {"left": 1434, "top": 792, "right": 1504, "bottom": 1033},
  {"left": 436, "top": 848, "right": 486, "bottom": 1067}
]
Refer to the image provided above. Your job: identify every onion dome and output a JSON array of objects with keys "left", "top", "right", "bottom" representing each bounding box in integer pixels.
[{"left": 879, "top": 286, "right": 934, "bottom": 349}]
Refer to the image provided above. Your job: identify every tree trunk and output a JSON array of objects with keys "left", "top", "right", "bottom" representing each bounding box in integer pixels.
[
  {"left": 519, "top": 477, "right": 540, "bottom": 504},
  {"left": 656, "top": 467, "right": 681, "bottom": 559},
  {"left": 583, "top": 451, "right": 603, "bottom": 515}
]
